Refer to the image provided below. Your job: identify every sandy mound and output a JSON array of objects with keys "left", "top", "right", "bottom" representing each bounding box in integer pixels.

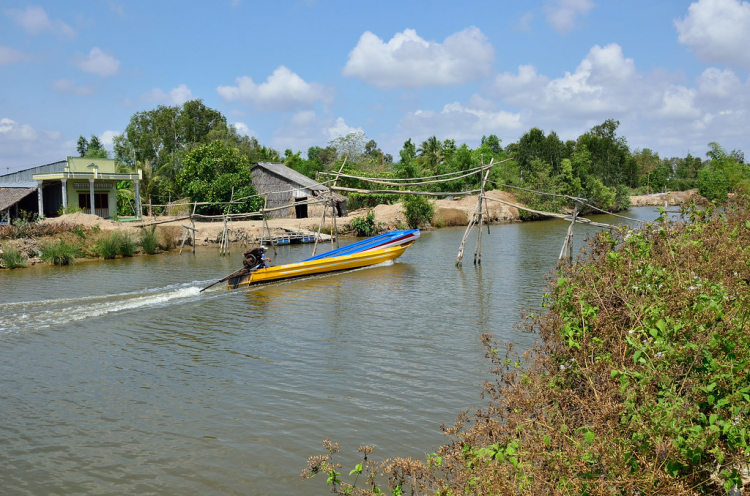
[
  {"left": 42, "top": 212, "right": 122, "bottom": 229},
  {"left": 630, "top": 190, "right": 701, "bottom": 207}
]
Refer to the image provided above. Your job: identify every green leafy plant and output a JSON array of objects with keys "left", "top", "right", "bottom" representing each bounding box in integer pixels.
[
  {"left": 57, "top": 204, "right": 83, "bottom": 215},
  {"left": 1, "top": 243, "right": 27, "bottom": 268},
  {"left": 139, "top": 226, "right": 159, "bottom": 254},
  {"left": 350, "top": 210, "right": 380, "bottom": 237},
  {"left": 118, "top": 231, "right": 136, "bottom": 257},
  {"left": 39, "top": 239, "right": 81, "bottom": 265},
  {"left": 402, "top": 195, "right": 435, "bottom": 229}
]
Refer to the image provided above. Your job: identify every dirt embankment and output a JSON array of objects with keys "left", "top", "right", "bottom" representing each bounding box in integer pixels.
[
  {"left": 2, "top": 189, "right": 703, "bottom": 262},
  {"left": 629, "top": 189, "right": 701, "bottom": 207}
]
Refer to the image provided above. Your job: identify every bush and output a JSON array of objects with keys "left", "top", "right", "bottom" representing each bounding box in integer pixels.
[
  {"left": 139, "top": 226, "right": 159, "bottom": 254},
  {"left": 57, "top": 204, "right": 83, "bottom": 215},
  {"left": 118, "top": 231, "right": 136, "bottom": 257},
  {"left": 39, "top": 239, "right": 81, "bottom": 265},
  {"left": 158, "top": 226, "right": 180, "bottom": 251},
  {"left": 305, "top": 199, "right": 750, "bottom": 495},
  {"left": 402, "top": 195, "right": 435, "bottom": 229},
  {"left": 350, "top": 210, "right": 379, "bottom": 237},
  {"left": 1, "top": 243, "right": 27, "bottom": 268},
  {"left": 96, "top": 232, "right": 120, "bottom": 259}
]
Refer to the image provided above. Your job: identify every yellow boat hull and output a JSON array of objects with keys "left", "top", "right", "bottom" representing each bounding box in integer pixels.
[{"left": 227, "top": 241, "right": 414, "bottom": 289}]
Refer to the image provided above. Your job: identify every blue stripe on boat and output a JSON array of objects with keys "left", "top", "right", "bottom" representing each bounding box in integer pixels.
[{"left": 301, "top": 230, "right": 419, "bottom": 262}]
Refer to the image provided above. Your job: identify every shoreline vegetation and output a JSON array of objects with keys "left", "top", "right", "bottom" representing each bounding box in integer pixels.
[
  {"left": 302, "top": 197, "right": 750, "bottom": 495},
  {"left": 0, "top": 190, "right": 697, "bottom": 270}
]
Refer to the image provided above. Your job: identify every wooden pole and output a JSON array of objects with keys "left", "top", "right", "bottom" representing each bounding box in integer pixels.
[
  {"left": 331, "top": 196, "right": 338, "bottom": 249},
  {"left": 312, "top": 199, "right": 327, "bottom": 257},
  {"left": 457, "top": 161, "right": 493, "bottom": 267},
  {"left": 558, "top": 202, "right": 579, "bottom": 266},
  {"left": 191, "top": 201, "right": 197, "bottom": 254},
  {"left": 474, "top": 158, "right": 491, "bottom": 265}
]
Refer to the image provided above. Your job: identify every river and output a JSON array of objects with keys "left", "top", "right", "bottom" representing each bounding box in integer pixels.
[{"left": 0, "top": 207, "right": 662, "bottom": 495}]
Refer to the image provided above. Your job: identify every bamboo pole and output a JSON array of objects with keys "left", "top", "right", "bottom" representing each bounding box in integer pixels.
[
  {"left": 474, "top": 158, "right": 491, "bottom": 265},
  {"left": 457, "top": 163, "right": 493, "bottom": 267},
  {"left": 558, "top": 202, "right": 579, "bottom": 266},
  {"left": 311, "top": 199, "right": 327, "bottom": 257}
]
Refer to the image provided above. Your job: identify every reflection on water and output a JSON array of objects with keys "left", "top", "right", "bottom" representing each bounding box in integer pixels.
[{"left": 0, "top": 207, "right": 661, "bottom": 495}]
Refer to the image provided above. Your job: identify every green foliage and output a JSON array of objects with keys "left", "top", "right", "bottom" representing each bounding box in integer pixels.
[
  {"left": 1, "top": 243, "right": 27, "bottom": 268},
  {"left": 96, "top": 232, "right": 121, "bottom": 259},
  {"left": 698, "top": 167, "right": 729, "bottom": 202},
  {"left": 0, "top": 220, "right": 93, "bottom": 241},
  {"left": 402, "top": 195, "right": 435, "bottom": 229},
  {"left": 96, "top": 231, "right": 137, "bottom": 258},
  {"left": 57, "top": 204, "right": 83, "bottom": 216},
  {"left": 139, "top": 226, "right": 159, "bottom": 254},
  {"left": 176, "top": 141, "right": 263, "bottom": 215},
  {"left": 345, "top": 193, "right": 399, "bottom": 211},
  {"left": 118, "top": 231, "right": 137, "bottom": 257},
  {"left": 39, "top": 239, "right": 81, "bottom": 265},
  {"left": 350, "top": 210, "right": 381, "bottom": 237}
]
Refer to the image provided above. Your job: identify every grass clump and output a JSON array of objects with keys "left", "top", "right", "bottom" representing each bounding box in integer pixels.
[
  {"left": 139, "top": 226, "right": 159, "bottom": 254},
  {"left": 39, "top": 239, "right": 81, "bottom": 265},
  {"left": 304, "top": 200, "right": 750, "bottom": 495},
  {"left": 432, "top": 207, "right": 468, "bottom": 228},
  {"left": 118, "top": 231, "right": 136, "bottom": 257},
  {"left": 96, "top": 231, "right": 137, "bottom": 259},
  {"left": 1, "top": 243, "right": 27, "bottom": 268}
]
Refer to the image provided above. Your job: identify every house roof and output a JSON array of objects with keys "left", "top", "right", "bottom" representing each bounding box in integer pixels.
[
  {"left": 252, "top": 162, "right": 328, "bottom": 192},
  {"left": 0, "top": 187, "right": 36, "bottom": 211}
]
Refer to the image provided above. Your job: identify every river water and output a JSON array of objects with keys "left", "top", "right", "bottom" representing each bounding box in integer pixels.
[{"left": 0, "top": 208, "right": 661, "bottom": 495}]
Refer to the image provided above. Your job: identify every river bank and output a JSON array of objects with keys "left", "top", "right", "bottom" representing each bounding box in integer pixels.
[{"left": 1, "top": 189, "right": 700, "bottom": 268}]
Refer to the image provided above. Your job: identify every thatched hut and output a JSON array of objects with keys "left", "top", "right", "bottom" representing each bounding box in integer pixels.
[{"left": 251, "top": 162, "right": 347, "bottom": 219}]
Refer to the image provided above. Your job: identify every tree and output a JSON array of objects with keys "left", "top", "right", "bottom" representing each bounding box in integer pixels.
[
  {"left": 175, "top": 141, "right": 262, "bottom": 215},
  {"left": 480, "top": 134, "right": 502, "bottom": 155},
  {"left": 634, "top": 148, "right": 662, "bottom": 193},
  {"left": 329, "top": 131, "right": 368, "bottom": 164},
  {"left": 77, "top": 136, "right": 88, "bottom": 157}
]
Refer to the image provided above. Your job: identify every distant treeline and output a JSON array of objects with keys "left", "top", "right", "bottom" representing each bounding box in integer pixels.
[{"left": 76, "top": 100, "right": 747, "bottom": 216}]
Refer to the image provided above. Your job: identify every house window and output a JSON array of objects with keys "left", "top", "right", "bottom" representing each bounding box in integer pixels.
[{"left": 79, "top": 193, "right": 108, "bottom": 209}]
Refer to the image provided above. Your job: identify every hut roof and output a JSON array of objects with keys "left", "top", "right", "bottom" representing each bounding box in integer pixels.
[
  {"left": 0, "top": 187, "right": 36, "bottom": 211},
  {"left": 252, "top": 162, "right": 328, "bottom": 192}
]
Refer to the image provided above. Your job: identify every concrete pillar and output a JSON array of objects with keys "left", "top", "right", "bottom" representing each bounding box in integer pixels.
[
  {"left": 89, "top": 178, "right": 95, "bottom": 216},
  {"left": 37, "top": 180, "right": 44, "bottom": 218},
  {"left": 61, "top": 178, "right": 68, "bottom": 210},
  {"left": 134, "top": 179, "right": 141, "bottom": 219}
]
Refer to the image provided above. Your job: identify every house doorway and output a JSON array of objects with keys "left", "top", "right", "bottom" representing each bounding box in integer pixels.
[{"left": 294, "top": 197, "right": 308, "bottom": 218}]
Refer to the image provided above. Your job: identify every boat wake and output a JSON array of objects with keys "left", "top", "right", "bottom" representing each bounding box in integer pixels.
[{"left": 0, "top": 282, "right": 209, "bottom": 336}]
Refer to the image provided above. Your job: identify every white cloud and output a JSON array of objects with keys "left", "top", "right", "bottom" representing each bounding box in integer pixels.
[
  {"left": 544, "top": 0, "right": 596, "bottom": 34},
  {"left": 51, "top": 79, "right": 95, "bottom": 95},
  {"left": 696, "top": 67, "right": 743, "bottom": 98},
  {"left": 482, "top": 41, "right": 750, "bottom": 157},
  {"left": 0, "top": 118, "right": 72, "bottom": 173},
  {"left": 0, "top": 45, "right": 31, "bottom": 64},
  {"left": 271, "top": 112, "right": 363, "bottom": 152},
  {"left": 675, "top": 0, "right": 750, "bottom": 68},
  {"left": 397, "top": 101, "right": 522, "bottom": 144},
  {"left": 140, "top": 84, "right": 194, "bottom": 105},
  {"left": 491, "top": 44, "right": 638, "bottom": 116},
  {"left": 658, "top": 86, "right": 702, "bottom": 119},
  {"left": 232, "top": 122, "right": 255, "bottom": 137},
  {"left": 217, "top": 66, "right": 332, "bottom": 111},
  {"left": 75, "top": 47, "right": 120, "bottom": 76},
  {"left": 516, "top": 12, "right": 535, "bottom": 31},
  {"left": 98, "top": 130, "right": 120, "bottom": 148},
  {"left": 342, "top": 27, "right": 494, "bottom": 89},
  {"left": 5, "top": 5, "right": 76, "bottom": 39}
]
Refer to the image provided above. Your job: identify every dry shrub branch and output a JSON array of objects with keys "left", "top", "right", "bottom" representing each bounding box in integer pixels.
[{"left": 304, "top": 199, "right": 750, "bottom": 495}]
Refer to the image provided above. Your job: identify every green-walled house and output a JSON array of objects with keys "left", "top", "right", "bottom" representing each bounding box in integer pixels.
[{"left": 0, "top": 157, "right": 142, "bottom": 224}]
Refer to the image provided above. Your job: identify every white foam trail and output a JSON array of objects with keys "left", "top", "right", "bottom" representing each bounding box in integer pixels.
[{"left": 0, "top": 284, "right": 204, "bottom": 335}]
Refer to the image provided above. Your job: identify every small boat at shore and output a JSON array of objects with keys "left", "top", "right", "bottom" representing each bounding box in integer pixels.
[{"left": 221, "top": 230, "right": 420, "bottom": 289}]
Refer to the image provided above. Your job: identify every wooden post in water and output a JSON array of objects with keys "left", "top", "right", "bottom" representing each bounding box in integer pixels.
[
  {"left": 456, "top": 161, "right": 493, "bottom": 267},
  {"left": 311, "top": 198, "right": 327, "bottom": 257},
  {"left": 474, "top": 158, "right": 491, "bottom": 265},
  {"left": 331, "top": 196, "right": 338, "bottom": 250},
  {"left": 558, "top": 202, "right": 579, "bottom": 266}
]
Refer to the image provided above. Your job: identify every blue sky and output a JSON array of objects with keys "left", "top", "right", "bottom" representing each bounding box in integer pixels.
[{"left": 1, "top": 0, "right": 749, "bottom": 174}]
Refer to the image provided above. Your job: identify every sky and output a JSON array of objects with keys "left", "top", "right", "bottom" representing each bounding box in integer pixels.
[{"left": 1, "top": 0, "right": 749, "bottom": 174}]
